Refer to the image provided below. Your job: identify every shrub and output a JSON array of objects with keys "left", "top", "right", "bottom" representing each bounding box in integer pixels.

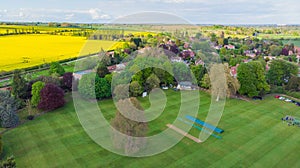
[
  {"left": 0, "top": 91, "right": 19, "bottom": 128},
  {"left": 38, "top": 83, "right": 65, "bottom": 111},
  {"left": 62, "top": 72, "right": 73, "bottom": 91},
  {"left": 31, "top": 81, "right": 45, "bottom": 107},
  {"left": 78, "top": 73, "right": 111, "bottom": 99},
  {"left": 49, "top": 62, "right": 65, "bottom": 76}
]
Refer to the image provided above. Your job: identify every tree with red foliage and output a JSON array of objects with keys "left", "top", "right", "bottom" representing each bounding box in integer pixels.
[
  {"left": 38, "top": 83, "right": 65, "bottom": 111},
  {"left": 282, "top": 47, "right": 289, "bottom": 56},
  {"left": 62, "top": 72, "right": 73, "bottom": 91}
]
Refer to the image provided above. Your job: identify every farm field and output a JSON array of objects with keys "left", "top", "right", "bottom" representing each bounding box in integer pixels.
[
  {"left": 0, "top": 34, "right": 117, "bottom": 72},
  {"left": 3, "top": 90, "right": 300, "bottom": 167}
]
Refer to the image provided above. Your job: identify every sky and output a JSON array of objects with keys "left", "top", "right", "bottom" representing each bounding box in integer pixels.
[{"left": 0, "top": 0, "right": 299, "bottom": 24}]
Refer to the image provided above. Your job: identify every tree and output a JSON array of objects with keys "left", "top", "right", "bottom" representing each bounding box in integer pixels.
[
  {"left": 111, "top": 97, "right": 148, "bottom": 155},
  {"left": 78, "top": 73, "right": 111, "bottom": 99},
  {"left": 31, "top": 81, "right": 45, "bottom": 107},
  {"left": 62, "top": 72, "right": 73, "bottom": 91},
  {"left": 130, "top": 81, "right": 143, "bottom": 97},
  {"left": 269, "top": 45, "right": 282, "bottom": 56},
  {"left": 191, "top": 65, "right": 206, "bottom": 86},
  {"left": 224, "top": 64, "right": 240, "bottom": 97},
  {"left": 49, "top": 62, "right": 65, "bottom": 76},
  {"left": 172, "top": 62, "right": 191, "bottom": 81},
  {"left": 237, "top": 61, "right": 270, "bottom": 97},
  {"left": 94, "top": 77, "right": 111, "bottom": 100},
  {"left": 0, "top": 91, "right": 19, "bottom": 128},
  {"left": 38, "top": 83, "right": 65, "bottom": 111},
  {"left": 267, "top": 59, "right": 298, "bottom": 86},
  {"left": 285, "top": 75, "right": 300, "bottom": 91},
  {"left": 210, "top": 33, "right": 217, "bottom": 42},
  {"left": 96, "top": 63, "right": 109, "bottom": 78},
  {"left": 11, "top": 70, "right": 27, "bottom": 99},
  {"left": 200, "top": 73, "right": 210, "bottom": 89},
  {"left": 145, "top": 74, "right": 160, "bottom": 92}
]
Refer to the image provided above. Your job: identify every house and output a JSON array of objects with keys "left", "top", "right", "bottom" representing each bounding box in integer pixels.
[
  {"left": 0, "top": 87, "right": 11, "bottom": 91},
  {"left": 246, "top": 53, "right": 256, "bottom": 58},
  {"left": 224, "top": 45, "right": 235, "bottom": 50},
  {"left": 170, "top": 56, "right": 183, "bottom": 63},
  {"left": 177, "top": 81, "right": 193, "bottom": 90},
  {"left": 73, "top": 69, "right": 94, "bottom": 80},
  {"left": 266, "top": 63, "right": 270, "bottom": 71},
  {"left": 264, "top": 56, "right": 276, "bottom": 61},
  {"left": 106, "top": 51, "right": 115, "bottom": 58},
  {"left": 195, "top": 59, "right": 205, "bottom": 66},
  {"left": 138, "top": 47, "right": 151, "bottom": 54},
  {"left": 230, "top": 64, "right": 239, "bottom": 78},
  {"left": 214, "top": 45, "right": 222, "bottom": 50}
]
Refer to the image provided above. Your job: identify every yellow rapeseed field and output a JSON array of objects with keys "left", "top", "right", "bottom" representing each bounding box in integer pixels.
[{"left": 0, "top": 34, "right": 117, "bottom": 72}]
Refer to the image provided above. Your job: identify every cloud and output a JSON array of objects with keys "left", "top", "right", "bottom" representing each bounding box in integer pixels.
[
  {"left": 0, "top": 8, "right": 111, "bottom": 22},
  {"left": 88, "top": 8, "right": 111, "bottom": 20}
]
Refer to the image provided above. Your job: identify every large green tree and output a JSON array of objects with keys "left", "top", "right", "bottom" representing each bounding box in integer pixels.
[
  {"left": 78, "top": 73, "right": 111, "bottom": 99},
  {"left": 11, "top": 70, "right": 27, "bottom": 99},
  {"left": 285, "top": 75, "right": 300, "bottom": 91},
  {"left": 267, "top": 59, "right": 298, "bottom": 86},
  {"left": 130, "top": 81, "right": 143, "bottom": 97},
  {"left": 96, "top": 62, "right": 109, "bottom": 78},
  {"left": 191, "top": 64, "right": 206, "bottom": 86},
  {"left": 237, "top": 61, "right": 270, "bottom": 97}
]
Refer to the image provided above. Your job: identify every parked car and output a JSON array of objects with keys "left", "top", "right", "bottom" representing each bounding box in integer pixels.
[
  {"left": 285, "top": 99, "right": 292, "bottom": 102},
  {"left": 279, "top": 97, "right": 285, "bottom": 100},
  {"left": 274, "top": 95, "right": 280, "bottom": 99}
]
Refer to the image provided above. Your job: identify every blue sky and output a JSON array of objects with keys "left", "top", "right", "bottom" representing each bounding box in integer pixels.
[{"left": 0, "top": 0, "right": 299, "bottom": 24}]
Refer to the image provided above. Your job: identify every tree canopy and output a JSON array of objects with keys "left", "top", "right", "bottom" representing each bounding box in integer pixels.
[
  {"left": 267, "top": 59, "right": 298, "bottom": 86},
  {"left": 237, "top": 61, "right": 270, "bottom": 97}
]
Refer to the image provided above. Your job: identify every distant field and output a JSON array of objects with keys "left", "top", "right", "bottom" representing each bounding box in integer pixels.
[
  {"left": 0, "top": 35, "right": 118, "bottom": 72},
  {"left": 3, "top": 90, "right": 300, "bottom": 167},
  {"left": 258, "top": 33, "right": 300, "bottom": 40},
  {"left": 282, "top": 39, "right": 300, "bottom": 46}
]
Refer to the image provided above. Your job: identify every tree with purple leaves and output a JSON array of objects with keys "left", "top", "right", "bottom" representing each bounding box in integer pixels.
[
  {"left": 62, "top": 72, "right": 73, "bottom": 91},
  {"left": 281, "top": 47, "right": 289, "bottom": 56},
  {"left": 38, "top": 83, "right": 65, "bottom": 111}
]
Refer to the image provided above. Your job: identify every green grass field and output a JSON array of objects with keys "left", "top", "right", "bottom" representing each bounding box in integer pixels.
[
  {"left": 282, "top": 39, "right": 300, "bottom": 47},
  {"left": 2, "top": 90, "right": 300, "bottom": 167}
]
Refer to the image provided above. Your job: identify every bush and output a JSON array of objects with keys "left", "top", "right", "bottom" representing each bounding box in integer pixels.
[
  {"left": 31, "top": 81, "right": 45, "bottom": 107},
  {"left": 0, "top": 91, "right": 19, "bottom": 128},
  {"left": 270, "top": 85, "right": 286, "bottom": 94},
  {"left": 38, "top": 84, "right": 65, "bottom": 111},
  {"left": 62, "top": 72, "right": 73, "bottom": 91},
  {"left": 49, "top": 62, "right": 65, "bottom": 76},
  {"left": 78, "top": 73, "right": 111, "bottom": 99}
]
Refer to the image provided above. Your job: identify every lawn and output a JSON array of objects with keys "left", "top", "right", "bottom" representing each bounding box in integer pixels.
[
  {"left": 0, "top": 34, "right": 117, "bottom": 72},
  {"left": 2, "top": 90, "right": 300, "bottom": 167}
]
